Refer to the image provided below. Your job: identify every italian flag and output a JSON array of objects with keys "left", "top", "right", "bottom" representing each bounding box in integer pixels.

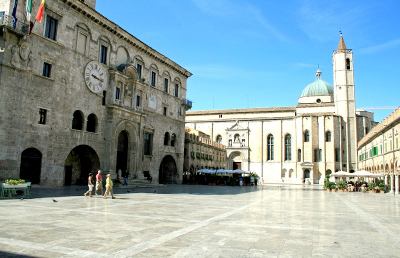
[
  {"left": 35, "top": 0, "right": 46, "bottom": 23},
  {"left": 26, "top": 0, "right": 32, "bottom": 21}
]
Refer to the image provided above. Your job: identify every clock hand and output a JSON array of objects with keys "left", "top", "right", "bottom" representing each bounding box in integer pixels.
[{"left": 91, "top": 74, "right": 104, "bottom": 82}]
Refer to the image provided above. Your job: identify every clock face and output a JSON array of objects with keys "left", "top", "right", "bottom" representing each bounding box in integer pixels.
[{"left": 84, "top": 61, "right": 107, "bottom": 93}]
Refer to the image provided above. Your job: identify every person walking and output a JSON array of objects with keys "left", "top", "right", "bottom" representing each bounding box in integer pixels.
[
  {"left": 84, "top": 173, "right": 94, "bottom": 197},
  {"left": 103, "top": 173, "right": 115, "bottom": 199},
  {"left": 95, "top": 170, "right": 103, "bottom": 196},
  {"left": 123, "top": 170, "right": 129, "bottom": 186}
]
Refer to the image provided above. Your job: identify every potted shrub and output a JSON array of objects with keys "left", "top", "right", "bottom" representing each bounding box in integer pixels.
[{"left": 337, "top": 180, "right": 347, "bottom": 192}]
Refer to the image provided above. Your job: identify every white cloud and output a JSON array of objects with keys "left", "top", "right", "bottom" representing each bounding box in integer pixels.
[
  {"left": 191, "top": 0, "right": 289, "bottom": 42},
  {"left": 359, "top": 38, "right": 400, "bottom": 54}
]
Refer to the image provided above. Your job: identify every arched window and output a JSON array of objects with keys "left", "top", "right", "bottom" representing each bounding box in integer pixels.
[
  {"left": 216, "top": 135, "right": 222, "bottom": 143},
  {"left": 284, "top": 134, "right": 291, "bottom": 161},
  {"left": 72, "top": 110, "right": 84, "bottom": 130},
  {"left": 234, "top": 134, "right": 240, "bottom": 143},
  {"left": 325, "top": 131, "right": 331, "bottom": 142},
  {"left": 297, "top": 149, "right": 302, "bottom": 162},
  {"left": 86, "top": 113, "right": 97, "bottom": 133},
  {"left": 171, "top": 133, "right": 176, "bottom": 147},
  {"left": 267, "top": 134, "right": 274, "bottom": 161},
  {"left": 304, "top": 130, "right": 310, "bottom": 142},
  {"left": 164, "top": 132, "right": 170, "bottom": 146},
  {"left": 346, "top": 58, "right": 351, "bottom": 70}
]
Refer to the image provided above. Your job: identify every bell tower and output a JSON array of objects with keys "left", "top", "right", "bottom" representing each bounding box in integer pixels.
[{"left": 333, "top": 33, "right": 357, "bottom": 172}]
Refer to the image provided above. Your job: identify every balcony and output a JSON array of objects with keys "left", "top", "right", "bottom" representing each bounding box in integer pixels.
[
  {"left": 182, "top": 98, "right": 192, "bottom": 110},
  {"left": 0, "top": 14, "right": 30, "bottom": 36}
]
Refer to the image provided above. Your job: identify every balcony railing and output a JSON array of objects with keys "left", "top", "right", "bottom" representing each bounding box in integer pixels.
[
  {"left": 182, "top": 98, "right": 192, "bottom": 110},
  {"left": 0, "top": 14, "right": 29, "bottom": 36}
]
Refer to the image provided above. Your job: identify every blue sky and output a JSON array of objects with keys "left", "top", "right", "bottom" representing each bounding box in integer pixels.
[{"left": 97, "top": 0, "right": 399, "bottom": 122}]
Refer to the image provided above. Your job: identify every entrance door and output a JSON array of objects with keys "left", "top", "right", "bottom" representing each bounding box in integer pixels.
[
  {"left": 116, "top": 131, "right": 129, "bottom": 177},
  {"left": 64, "top": 145, "right": 100, "bottom": 185},
  {"left": 159, "top": 155, "right": 178, "bottom": 184},
  {"left": 20, "top": 148, "right": 42, "bottom": 184},
  {"left": 64, "top": 166, "right": 72, "bottom": 186},
  {"left": 233, "top": 162, "right": 242, "bottom": 170}
]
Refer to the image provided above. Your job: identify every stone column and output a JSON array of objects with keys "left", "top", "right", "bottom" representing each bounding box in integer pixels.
[{"left": 390, "top": 175, "right": 395, "bottom": 193}]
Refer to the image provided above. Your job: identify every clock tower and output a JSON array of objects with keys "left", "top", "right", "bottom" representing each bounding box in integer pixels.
[{"left": 333, "top": 34, "right": 358, "bottom": 172}]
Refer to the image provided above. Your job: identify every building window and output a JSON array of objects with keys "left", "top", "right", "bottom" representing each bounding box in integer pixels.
[
  {"left": 72, "top": 110, "right": 84, "bottom": 130},
  {"left": 136, "top": 95, "right": 141, "bottom": 107},
  {"left": 267, "top": 134, "right": 274, "bottom": 161},
  {"left": 346, "top": 58, "right": 351, "bottom": 70},
  {"left": 219, "top": 114, "right": 223, "bottom": 118},
  {"left": 318, "top": 149, "right": 322, "bottom": 162},
  {"left": 86, "top": 113, "right": 97, "bottom": 133},
  {"left": 174, "top": 84, "right": 179, "bottom": 97},
  {"left": 234, "top": 134, "right": 240, "bottom": 143},
  {"left": 228, "top": 139, "right": 232, "bottom": 146},
  {"left": 284, "top": 134, "right": 291, "bottom": 161},
  {"left": 163, "top": 107, "right": 167, "bottom": 116},
  {"left": 115, "top": 87, "right": 121, "bottom": 100},
  {"left": 164, "top": 78, "right": 169, "bottom": 93},
  {"left": 137, "top": 63, "right": 142, "bottom": 79},
  {"left": 241, "top": 139, "right": 246, "bottom": 147},
  {"left": 42, "top": 62, "right": 52, "bottom": 78},
  {"left": 39, "top": 109, "right": 47, "bottom": 125},
  {"left": 335, "top": 148, "right": 340, "bottom": 162},
  {"left": 164, "top": 132, "right": 170, "bottom": 146},
  {"left": 297, "top": 149, "right": 301, "bottom": 162},
  {"left": 171, "top": 133, "right": 176, "bottom": 147},
  {"left": 325, "top": 131, "right": 332, "bottom": 142},
  {"left": 45, "top": 15, "right": 58, "bottom": 40},
  {"left": 216, "top": 135, "right": 222, "bottom": 143},
  {"left": 143, "top": 132, "right": 153, "bottom": 155},
  {"left": 151, "top": 71, "right": 156, "bottom": 87},
  {"left": 304, "top": 130, "right": 310, "bottom": 142},
  {"left": 100, "top": 45, "right": 108, "bottom": 64}
]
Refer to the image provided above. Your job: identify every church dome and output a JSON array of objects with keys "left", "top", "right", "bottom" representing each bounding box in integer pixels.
[{"left": 300, "top": 69, "right": 333, "bottom": 98}]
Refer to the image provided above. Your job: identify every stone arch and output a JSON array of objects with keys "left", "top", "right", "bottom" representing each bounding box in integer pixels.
[
  {"left": 281, "top": 169, "right": 287, "bottom": 179},
  {"left": 20, "top": 148, "right": 42, "bottom": 184},
  {"left": 229, "top": 151, "right": 244, "bottom": 170},
  {"left": 64, "top": 145, "right": 100, "bottom": 186},
  {"left": 72, "top": 110, "right": 84, "bottom": 130},
  {"left": 289, "top": 169, "right": 294, "bottom": 178},
  {"left": 159, "top": 155, "right": 178, "bottom": 184},
  {"left": 116, "top": 46, "right": 130, "bottom": 66},
  {"left": 86, "top": 113, "right": 97, "bottom": 133}
]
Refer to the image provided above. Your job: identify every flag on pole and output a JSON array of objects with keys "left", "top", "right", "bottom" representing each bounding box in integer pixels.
[
  {"left": 12, "top": 0, "right": 19, "bottom": 29},
  {"left": 26, "top": 0, "right": 32, "bottom": 22},
  {"left": 35, "top": 0, "right": 46, "bottom": 23}
]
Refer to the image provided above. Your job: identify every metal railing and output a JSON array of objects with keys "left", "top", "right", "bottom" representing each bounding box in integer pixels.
[{"left": 0, "top": 14, "right": 29, "bottom": 36}]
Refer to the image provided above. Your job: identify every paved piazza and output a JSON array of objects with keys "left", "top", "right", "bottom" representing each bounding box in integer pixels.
[{"left": 1, "top": 185, "right": 399, "bottom": 257}]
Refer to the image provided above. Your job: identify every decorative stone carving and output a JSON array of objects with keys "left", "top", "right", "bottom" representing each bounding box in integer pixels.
[{"left": 10, "top": 41, "right": 32, "bottom": 70}]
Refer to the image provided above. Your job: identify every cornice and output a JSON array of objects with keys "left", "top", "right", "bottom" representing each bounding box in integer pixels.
[{"left": 61, "top": 0, "right": 192, "bottom": 78}]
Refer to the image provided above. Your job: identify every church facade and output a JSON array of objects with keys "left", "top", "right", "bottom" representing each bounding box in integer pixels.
[
  {"left": 0, "top": 0, "right": 191, "bottom": 186},
  {"left": 186, "top": 37, "right": 374, "bottom": 184}
]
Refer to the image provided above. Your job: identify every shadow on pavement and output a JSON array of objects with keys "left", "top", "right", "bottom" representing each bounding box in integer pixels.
[{"left": 0, "top": 251, "right": 38, "bottom": 258}]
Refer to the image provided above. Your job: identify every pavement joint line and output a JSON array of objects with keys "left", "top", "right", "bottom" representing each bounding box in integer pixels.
[
  {"left": 0, "top": 237, "right": 105, "bottom": 257},
  {"left": 3, "top": 202, "right": 203, "bottom": 224},
  {"left": 112, "top": 199, "right": 261, "bottom": 257},
  {"left": 335, "top": 194, "right": 399, "bottom": 242}
]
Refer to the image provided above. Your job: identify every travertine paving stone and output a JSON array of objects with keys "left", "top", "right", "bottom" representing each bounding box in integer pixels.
[{"left": 0, "top": 185, "right": 399, "bottom": 257}]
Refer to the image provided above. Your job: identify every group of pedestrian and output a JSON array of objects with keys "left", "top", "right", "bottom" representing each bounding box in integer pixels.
[{"left": 84, "top": 170, "right": 115, "bottom": 199}]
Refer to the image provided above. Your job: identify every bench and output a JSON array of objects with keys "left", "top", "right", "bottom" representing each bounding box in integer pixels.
[{"left": 1, "top": 182, "right": 31, "bottom": 199}]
